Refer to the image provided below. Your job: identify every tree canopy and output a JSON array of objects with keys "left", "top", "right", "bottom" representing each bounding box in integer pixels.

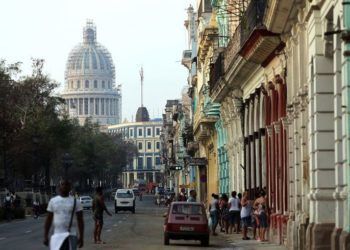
[{"left": 0, "top": 60, "right": 137, "bottom": 192}]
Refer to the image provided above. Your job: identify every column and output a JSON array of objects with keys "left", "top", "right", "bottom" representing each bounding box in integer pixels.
[
  {"left": 127, "top": 172, "right": 130, "bottom": 188},
  {"left": 306, "top": 9, "right": 336, "bottom": 249},
  {"left": 153, "top": 171, "right": 156, "bottom": 183},
  {"left": 339, "top": 3, "right": 350, "bottom": 247}
]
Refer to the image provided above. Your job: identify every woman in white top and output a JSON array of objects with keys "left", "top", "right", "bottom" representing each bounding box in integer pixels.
[
  {"left": 240, "top": 191, "right": 251, "bottom": 240},
  {"left": 228, "top": 191, "right": 240, "bottom": 234},
  {"left": 208, "top": 193, "right": 219, "bottom": 235}
]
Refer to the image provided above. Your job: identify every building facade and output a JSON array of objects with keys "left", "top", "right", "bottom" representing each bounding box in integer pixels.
[
  {"left": 61, "top": 20, "right": 122, "bottom": 126},
  {"left": 108, "top": 118, "right": 163, "bottom": 188}
]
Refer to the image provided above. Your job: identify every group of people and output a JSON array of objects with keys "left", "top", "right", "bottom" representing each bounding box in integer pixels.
[
  {"left": 208, "top": 189, "right": 268, "bottom": 242},
  {"left": 44, "top": 180, "right": 112, "bottom": 250},
  {"left": 2, "top": 192, "right": 20, "bottom": 221}
]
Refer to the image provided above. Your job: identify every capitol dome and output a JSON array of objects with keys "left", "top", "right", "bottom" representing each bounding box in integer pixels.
[{"left": 61, "top": 20, "right": 122, "bottom": 126}]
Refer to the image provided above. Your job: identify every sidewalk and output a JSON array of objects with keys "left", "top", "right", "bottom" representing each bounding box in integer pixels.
[{"left": 217, "top": 230, "right": 287, "bottom": 250}]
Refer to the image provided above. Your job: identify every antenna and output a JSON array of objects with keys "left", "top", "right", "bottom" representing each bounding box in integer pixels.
[{"left": 139, "top": 66, "right": 144, "bottom": 107}]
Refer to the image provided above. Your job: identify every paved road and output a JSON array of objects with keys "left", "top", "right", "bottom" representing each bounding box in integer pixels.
[
  {"left": 0, "top": 195, "right": 232, "bottom": 250},
  {"left": 0, "top": 195, "right": 285, "bottom": 249}
]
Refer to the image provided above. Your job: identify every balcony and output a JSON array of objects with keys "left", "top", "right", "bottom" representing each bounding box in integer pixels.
[
  {"left": 181, "top": 50, "right": 192, "bottom": 69},
  {"left": 209, "top": 52, "right": 224, "bottom": 95},
  {"left": 209, "top": 0, "right": 282, "bottom": 99}
]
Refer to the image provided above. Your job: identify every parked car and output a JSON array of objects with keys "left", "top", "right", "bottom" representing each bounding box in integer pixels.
[
  {"left": 163, "top": 201, "right": 209, "bottom": 246},
  {"left": 115, "top": 189, "right": 135, "bottom": 214},
  {"left": 79, "top": 196, "right": 93, "bottom": 210}
]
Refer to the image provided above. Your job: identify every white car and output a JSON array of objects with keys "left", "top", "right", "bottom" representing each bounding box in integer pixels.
[
  {"left": 79, "top": 196, "right": 93, "bottom": 210},
  {"left": 114, "top": 189, "right": 135, "bottom": 214}
]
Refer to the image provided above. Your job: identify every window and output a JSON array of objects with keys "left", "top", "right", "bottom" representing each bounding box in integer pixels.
[
  {"left": 147, "top": 157, "right": 152, "bottom": 169},
  {"left": 138, "top": 157, "right": 143, "bottom": 169},
  {"left": 138, "top": 142, "right": 142, "bottom": 150},
  {"left": 156, "top": 128, "right": 160, "bottom": 136},
  {"left": 85, "top": 80, "right": 89, "bottom": 88},
  {"left": 77, "top": 80, "right": 80, "bottom": 89},
  {"left": 101, "top": 98, "right": 105, "bottom": 115},
  {"left": 155, "top": 157, "right": 161, "bottom": 165},
  {"left": 84, "top": 98, "right": 88, "bottom": 115},
  {"left": 130, "top": 129, "right": 134, "bottom": 137},
  {"left": 156, "top": 142, "right": 160, "bottom": 150},
  {"left": 78, "top": 98, "right": 83, "bottom": 115},
  {"left": 94, "top": 80, "right": 98, "bottom": 88},
  {"left": 147, "top": 128, "right": 151, "bottom": 136},
  {"left": 89, "top": 98, "right": 94, "bottom": 115},
  {"left": 102, "top": 80, "right": 105, "bottom": 88},
  {"left": 95, "top": 98, "right": 99, "bottom": 115},
  {"left": 138, "top": 128, "right": 143, "bottom": 137},
  {"left": 147, "top": 142, "right": 152, "bottom": 150}
]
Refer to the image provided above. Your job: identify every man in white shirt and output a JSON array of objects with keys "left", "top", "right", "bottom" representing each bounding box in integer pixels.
[
  {"left": 44, "top": 180, "right": 84, "bottom": 250},
  {"left": 228, "top": 191, "right": 240, "bottom": 234}
]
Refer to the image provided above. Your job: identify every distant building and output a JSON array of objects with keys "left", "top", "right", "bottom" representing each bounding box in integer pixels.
[
  {"left": 108, "top": 107, "right": 163, "bottom": 188},
  {"left": 61, "top": 20, "right": 122, "bottom": 126}
]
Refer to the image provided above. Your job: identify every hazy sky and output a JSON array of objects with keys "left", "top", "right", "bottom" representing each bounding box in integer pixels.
[{"left": 0, "top": 0, "right": 195, "bottom": 121}]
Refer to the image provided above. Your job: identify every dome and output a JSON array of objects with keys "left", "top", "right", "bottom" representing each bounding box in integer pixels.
[
  {"left": 136, "top": 107, "right": 150, "bottom": 122},
  {"left": 65, "top": 21, "right": 115, "bottom": 80},
  {"left": 61, "top": 20, "right": 122, "bottom": 126}
]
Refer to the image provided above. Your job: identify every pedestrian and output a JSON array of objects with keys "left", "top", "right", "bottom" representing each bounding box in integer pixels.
[
  {"left": 240, "top": 191, "right": 251, "bottom": 240},
  {"left": 220, "top": 194, "right": 229, "bottom": 234},
  {"left": 33, "top": 199, "right": 40, "bottom": 219},
  {"left": 44, "top": 180, "right": 84, "bottom": 250},
  {"left": 254, "top": 190, "right": 268, "bottom": 242},
  {"left": 237, "top": 192, "right": 242, "bottom": 231},
  {"left": 92, "top": 186, "right": 112, "bottom": 244},
  {"left": 187, "top": 190, "right": 197, "bottom": 202},
  {"left": 3, "top": 193, "right": 13, "bottom": 221},
  {"left": 208, "top": 193, "right": 219, "bottom": 236},
  {"left": 178, "top": 188, "right": 187, "bottom": 201},
  {"left": 251, "top": 192, "right": 261, "bottom": 240},
  {"left": 228, "top": 191, "right": 240, "bottom": 234}
]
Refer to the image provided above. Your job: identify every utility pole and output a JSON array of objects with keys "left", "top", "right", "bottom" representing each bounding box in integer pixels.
[{"left": 139, "top": 67, "right": 144, "bottom": 107}]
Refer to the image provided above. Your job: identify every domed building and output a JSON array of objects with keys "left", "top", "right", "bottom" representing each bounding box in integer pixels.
[{"left": 61, "top": 20, "right": 122, "bottom": 126}]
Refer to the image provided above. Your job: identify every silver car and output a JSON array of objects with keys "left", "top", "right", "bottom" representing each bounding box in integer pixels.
[{"left": 79, "top": 196, "right": 93, "bottom": 210}]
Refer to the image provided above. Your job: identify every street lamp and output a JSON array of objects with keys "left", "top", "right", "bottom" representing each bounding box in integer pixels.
[{"left": 62, "top": 153, "right": 73, "bottom": 179}]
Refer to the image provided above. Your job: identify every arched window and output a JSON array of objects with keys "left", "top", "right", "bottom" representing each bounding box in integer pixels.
[
  {"left": 94, "top": 80, "right": 98, "bottom": 88},
  {"left": 85, "top": 80, "right": 89, "bottom": 88},
  {"left": 77, "top": 80, "right": 80, "bottom": 89},
  {"left": 102, "top": 80, "right": 105, "bottom": 88}
]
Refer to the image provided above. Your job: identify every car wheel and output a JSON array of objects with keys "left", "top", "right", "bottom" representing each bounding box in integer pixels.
[
  {"left": 164, "top": 233, "right": 170, "bottom": 245},
  {"left": 201, "top": 237, "right": 209, "bottom": 247}
]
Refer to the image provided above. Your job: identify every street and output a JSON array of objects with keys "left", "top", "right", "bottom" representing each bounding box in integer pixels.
[{"left": 0, "top": 195, "right": 236, "bottom": 250}]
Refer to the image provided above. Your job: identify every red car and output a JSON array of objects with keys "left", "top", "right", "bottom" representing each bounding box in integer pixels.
[{"left": 163, "top": 201, "right": 209, "bottom": 246}]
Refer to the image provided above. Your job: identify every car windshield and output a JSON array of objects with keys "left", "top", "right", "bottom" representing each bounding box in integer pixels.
[
  {"left": 80, "top": 197, "right": 91, "bottom": 200},
  {"left": 117, "top": 192, "right": 133, "bottom": 198},
  {"left": 171, "top": 204, "right": 204, "bottom": 215}
]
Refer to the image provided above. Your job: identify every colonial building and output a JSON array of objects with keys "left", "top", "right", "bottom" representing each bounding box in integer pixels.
[
  {"left": 108, "top": 107, "right": 162, "bottom": 188},
  {"left": 61, "top": 20, "right": 122, "bottom": 126}
]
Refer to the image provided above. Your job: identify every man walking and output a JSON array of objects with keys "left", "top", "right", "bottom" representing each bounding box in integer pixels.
[
  {"left": 92, "top": 186, "right": 112, "bottom": 244},
  {"left": 44, "top": 180, "right": 84, "bottom": 250}
]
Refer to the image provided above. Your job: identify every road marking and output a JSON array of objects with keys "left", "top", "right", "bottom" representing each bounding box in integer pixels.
[
  {"left": 106, "top": 229, "right": 111, "bottom": 232},
  {"left": 0, "top": 237, "right": 6, "bottom": 241},
  {"left": 25, "top": 230, "right": 32, "bottom": 234}
]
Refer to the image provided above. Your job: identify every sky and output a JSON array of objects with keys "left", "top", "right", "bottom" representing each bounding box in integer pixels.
[{"left": 0, "top": 0, "right": 195, "bottom": 121}]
